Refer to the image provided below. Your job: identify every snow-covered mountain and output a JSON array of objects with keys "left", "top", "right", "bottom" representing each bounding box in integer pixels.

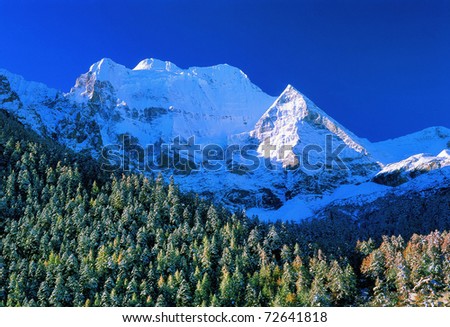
[
  {"left": 69, "top": 58, "right": 275, "bottom": 146},
  {"left": 373, "top": 149, "right": 450, "bottom": 186},
  {"left": 247, "top": 84, "right": 378, "bottom": 174},
  {"left": 0, "top": 68, "right": 64, "bottom": 136},
  {"left": 1, "top": 58, "right": 449, "bottom": 220},
  {"left": 368, "top": 126, "right": 450, "bottom": 164}
]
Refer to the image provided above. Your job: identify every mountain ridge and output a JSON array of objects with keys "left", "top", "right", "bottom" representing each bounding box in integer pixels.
[{"left": 1, "top": 58, "right": 448, "bottom": 219}]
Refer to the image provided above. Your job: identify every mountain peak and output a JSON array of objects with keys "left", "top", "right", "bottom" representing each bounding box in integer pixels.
[
  {"left": 89, "top": 58, "right": 120, "bottom": 71},
  {"left": 250, "top": 81, "right": 371, "bottom": 168},
  {"left": 133, "top": 58, "right": 181, "bottom": 72},
  {"left": 282, "top": 84, "right": 296, "bottom": 93},
  {"left": 437, "top": 149, "right": 450, "bottom": 158},
  {"left": 187, "top": 63, "right": 250, "bottom": 83},
  {"left": 88, "top": 58, "right": 128, "bottom": 81},
  {"left": 275, "top": 84, "right": 309, "bottom": 106},
  {"left": 266, "top": 84, "right": 310, "bottom": 118}
]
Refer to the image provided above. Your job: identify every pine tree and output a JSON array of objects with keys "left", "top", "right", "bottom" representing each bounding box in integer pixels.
[
  {"left": 49, "top": 274, "right": 69, "bottom": 306},
  {"left": 176, "top": 278, "right": 192, "bottom": 306}
]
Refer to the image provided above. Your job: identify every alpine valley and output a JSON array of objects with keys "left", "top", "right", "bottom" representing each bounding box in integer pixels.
[{"left": 1, "top": 58, "right": 450, "bottom": 222}]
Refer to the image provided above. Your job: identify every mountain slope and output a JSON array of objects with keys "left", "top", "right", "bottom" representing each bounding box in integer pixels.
[
  {"left": 0, "top": 68, "right": 64, "bottom": 136},
  {"left": 373, "top": 149, "right": 450, "bottom": 186},
  {"left": 369, "top": 126, "right": 450, "bottom": 164}
]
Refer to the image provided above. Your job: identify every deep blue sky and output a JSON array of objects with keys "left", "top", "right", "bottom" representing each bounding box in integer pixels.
[{"left": 1, "top": 0, "right": 449, "bottom": 141}]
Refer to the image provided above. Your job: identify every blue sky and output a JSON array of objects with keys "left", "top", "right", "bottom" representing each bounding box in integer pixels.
[{"left": 0, "top": 0, "right": 449, "bottom": 141}]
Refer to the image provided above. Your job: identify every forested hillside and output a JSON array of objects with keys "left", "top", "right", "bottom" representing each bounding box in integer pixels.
[{"left": 0, "top": 110, "right": 449, "bottom": 307}]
